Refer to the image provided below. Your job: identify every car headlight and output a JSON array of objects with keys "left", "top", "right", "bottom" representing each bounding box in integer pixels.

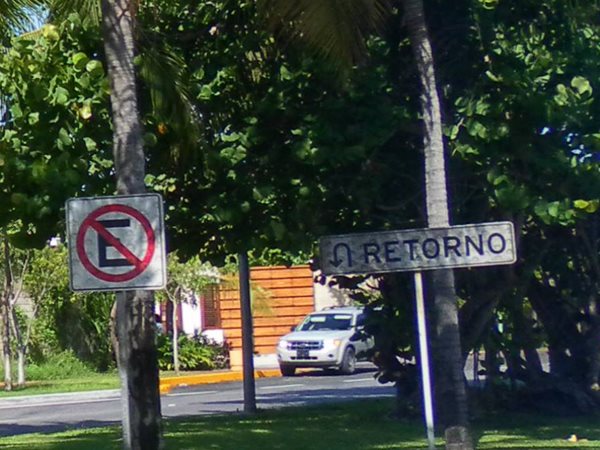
[
  {"left": 278, "top": 339, "right": 289, "bottom": 350},
  {"left": 324, "top": 339, "right": 342, "bottom": 349}
]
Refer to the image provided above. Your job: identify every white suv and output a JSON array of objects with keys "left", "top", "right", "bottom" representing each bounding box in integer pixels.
[{"left": 276, "top": 306, "right": 374, "bottom": 376}]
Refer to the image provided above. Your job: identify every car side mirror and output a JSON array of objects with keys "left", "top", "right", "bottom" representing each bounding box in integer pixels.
[{"left": 290, "top": 325, "right": 296, "bottom": 332}]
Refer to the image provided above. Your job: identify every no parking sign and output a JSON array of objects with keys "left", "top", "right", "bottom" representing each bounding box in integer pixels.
[{"left": 66, "top": 194, "right": 166, "bottom": 292}]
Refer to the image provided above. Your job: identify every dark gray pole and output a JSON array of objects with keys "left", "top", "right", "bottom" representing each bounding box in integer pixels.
[{"left": 238, "top": 252, "right": 257, "bottom": 413}]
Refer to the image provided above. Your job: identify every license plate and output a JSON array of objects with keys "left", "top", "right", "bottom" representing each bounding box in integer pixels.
[{"left": 296, "top": 349, "right": 310, "bottom": 359}]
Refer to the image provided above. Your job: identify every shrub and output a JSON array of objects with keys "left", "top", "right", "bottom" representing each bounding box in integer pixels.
[
  {"left": 26, "top": 350, "right": 97, "bottom": 380},
  {"left": 157, "top": 333, "right": 229, "bottom": 371}
]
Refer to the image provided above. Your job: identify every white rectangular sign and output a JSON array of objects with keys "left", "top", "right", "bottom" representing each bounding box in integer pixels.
[
  {"left": 319, "top": 222, "right": 516, "bottom": 275},
  {"left": 66, "top": 194, "right": 167, "bottom": 292}
]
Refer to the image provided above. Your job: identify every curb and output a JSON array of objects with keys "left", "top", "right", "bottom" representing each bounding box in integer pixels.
[
  {"left": 159, "top": 369, "right": 281, "bottom": 394},
  {"left": 0, "top": 369, "right": 283, "bottom": 402}
]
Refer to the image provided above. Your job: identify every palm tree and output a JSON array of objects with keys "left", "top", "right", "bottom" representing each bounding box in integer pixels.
[
  {"left": 99, "top": 2, "right": 162, "bottom": 450},
  {"left": 261, "top": 0, "right": 470, "bottom": 434},
  {"left": 45, "top": 0, "right": 164, "bottom": 448},
  {"left": 402, "top": 0, "right": 469, "bottom": 431},
  {"left": 0, "top": 0, "right": 44, "bottom": 40}
]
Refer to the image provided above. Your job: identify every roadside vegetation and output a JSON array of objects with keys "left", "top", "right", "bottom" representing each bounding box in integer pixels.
[
  {"left": 0, "top": 350, "right": 117, "bottom": 397},
  {"left": 1, "top": 0, "right": 600, "bottom": 448},
  {"left": 0, "top": 245, "right": 229, "bottom": 393},
  {"left": 0, "top": 400, "right": 598, "bottom": 449}
]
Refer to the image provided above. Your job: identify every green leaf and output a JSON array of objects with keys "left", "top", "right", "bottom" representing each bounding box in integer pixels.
[
  {"left": 571, "top": 76, "right": 592, "bottom": 96},
  {"left": 11, "top": 193, "right": 27, "bottom": 205},
  {"left": 83, "top": 137, "right": 97, "bottom": 151},
  {"left": 280, "top": 65, "right": 292, "bottom": 81},
  {"left": 79, "top": 104, "right": 92, "bottom": 120},
  {"left": 220, "top": 146, "right": 247, "bottom": 165},
  {"left": 586, "top": 200, "right": 600, "bottom": 213},
  {"left": 86, "top": 60, "right": 104, "bottom": 78},
  {"left": 547, "top": 202, "right": 559, "bottom": 218},
  {"left": 221, "top": 132, "right": 240, "bottom": 143},
  {"left": 485, "top": 70, "right": 502, "bottom": 82},
  {"left": 54, "top": 87, "right": 69, "bottom": 105},
  {"left": 144, "top": 132, "right": 158, "bottom": 147},
  {"left": 193, "top": 68, "right": 205, "bottom": 80},
  {"left": 554, "top": 84, "right": 569, "bottom": 106},
  {"left": 72, "top": 52, "right": 89, "bottom": 70},
  {"left": 198, "top": 85, "right": 212, "bottom": 100},
  {"left": 27, "top": 113, "right": 39, "bottom": 125},
  {"left": 58, "top": 128, "right": 73, "bottom": 146},
  {"left": 479, "top": 0, "right": 499, "bottom": 9},
  {"left": 575, "top": 199, "right": 599, "bottom": 213},
  {"left": 10, "top": 104, "right": 23, "bottom": 119}
]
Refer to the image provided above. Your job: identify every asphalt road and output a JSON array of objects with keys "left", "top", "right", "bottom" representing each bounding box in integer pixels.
[{"left": 0, "top": 364, "right": 394, "bottom": 437}]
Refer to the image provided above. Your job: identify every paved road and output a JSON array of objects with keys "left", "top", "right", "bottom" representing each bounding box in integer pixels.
[{"left": 0, "top": 365, "right": 394, "bottom": 437}]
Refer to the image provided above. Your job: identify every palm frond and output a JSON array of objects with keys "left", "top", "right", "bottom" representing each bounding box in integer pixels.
[
  {"left": 0, "top": 0, "right": 46, "bottom": 36},
  {"left": 46, "top": 0, "right": 101, "bottom": 25},
  {"left": 137, "top": 35, "right": 201, "bottom": 163},
  {"left": 259, "top": 0, "right": 392, "bottom": 69}
]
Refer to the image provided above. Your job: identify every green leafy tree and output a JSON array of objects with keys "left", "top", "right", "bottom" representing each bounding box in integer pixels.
[
  {"left": 258, "top": 0, "right": 469, "bottom": 431},
  {"left": 156, "top": 253, "right": 219, "bottom": 374},
  {"left": 441, "top": 0, "right": 600, "bottom": 412},
  {"left": 24, "top": 245, "right": 115, "bottom": 371},
  {"left": 0, "top": 16, "right": 113, "bottom": 247}
]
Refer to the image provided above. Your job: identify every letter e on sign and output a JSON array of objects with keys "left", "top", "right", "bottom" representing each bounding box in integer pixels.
[{"left": 66, "top": 194, "right": 167, "bottom": 292}]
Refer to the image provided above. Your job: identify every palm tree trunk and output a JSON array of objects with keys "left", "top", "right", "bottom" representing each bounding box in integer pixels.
[
  {"left": 100, "top": 1, "right": 162, "bottom": 449},
  {"left": 403, "top": 0, "right": 470, "bottom": 432}
]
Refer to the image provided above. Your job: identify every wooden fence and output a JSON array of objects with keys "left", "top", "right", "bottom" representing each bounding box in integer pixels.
[{"left": 219, "top": 265, "right": 315, "bottom": 355}]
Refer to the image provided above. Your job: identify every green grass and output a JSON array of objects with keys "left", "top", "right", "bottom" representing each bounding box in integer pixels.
[
  {"left": 0, "top": 373, "right": 120, "bottom": 398},
  {"left": 0, "top": 400, "right": 599, "bottom": 449},
  {"left": 0, "top": 370, "right": 220, "bottom": 398}
]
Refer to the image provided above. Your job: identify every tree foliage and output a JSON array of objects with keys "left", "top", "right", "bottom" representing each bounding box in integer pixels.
[
  {"left": 0, "top": 15, "right": 113, "bottom": 247},
  {"left": 1, "top": 0, "right": 600, "bottom": 416},
  {"left": 24, "top": 245, "right": 115, "bottom": 370}
]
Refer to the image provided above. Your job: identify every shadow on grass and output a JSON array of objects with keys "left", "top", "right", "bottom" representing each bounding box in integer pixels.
[
  {"left": 165, "top": 402, "right": 432, "bottom": 450},
  {"left": 473, "top": 412, "right": 600, "bottom": 449},
  {"left": 0, "top": 426, "right": 121, "bottom": 450},
  {"left": 0, "top": 420, "right": 119, "bottom": 438},
  {"left": 1, "top": 400, "right": 600, "bottom": 450}
]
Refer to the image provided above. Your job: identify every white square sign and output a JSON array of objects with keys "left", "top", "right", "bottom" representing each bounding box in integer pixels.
[{"left": 66, "top": 194, "right": 167, "bottom": 292}]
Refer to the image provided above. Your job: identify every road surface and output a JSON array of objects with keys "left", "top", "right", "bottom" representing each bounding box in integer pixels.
[{"left": 0, "top": 365, "right": 394, "bottom": 437}]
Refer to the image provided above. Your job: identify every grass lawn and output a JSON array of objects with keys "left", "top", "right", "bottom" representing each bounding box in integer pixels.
[
  {"left": 0, "top": 400, "right": 599, "bottom": 449},
  {"left": 0, "top": 373, "right": 120, "bottom": 398},
  {"left": 0, "top": 370, "right": 230, "bottom": 398}
]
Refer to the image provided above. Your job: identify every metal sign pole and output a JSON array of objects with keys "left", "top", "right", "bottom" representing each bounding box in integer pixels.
[
  {"left": 238, "top": 252, "right": 257, "bottom": 413},
  {"left": 413, "top": 271, "right": 436, "bottom": 450}
]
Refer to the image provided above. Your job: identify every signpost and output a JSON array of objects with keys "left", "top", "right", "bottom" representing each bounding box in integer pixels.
[
  {"left": 320, "top": 221, "right": 516, "bottom": 275},
  {"left": 320, "top": 221, "right": 517, "bottom": 450},
  {"left": 66, "top": 194, "right": 166, "bottom": 292}
]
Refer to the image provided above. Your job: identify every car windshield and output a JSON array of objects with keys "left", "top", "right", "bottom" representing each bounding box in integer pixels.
[{"left": 297, "top": 313, "right": 353, "bottom": 331}]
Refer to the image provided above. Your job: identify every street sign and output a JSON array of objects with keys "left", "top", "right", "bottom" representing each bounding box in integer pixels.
[
  {"left": 66, "top": 194, "right": 166, "bottom": 292},
  {"left": 319, "top": 221, "right": 516, "bottom": 275}
]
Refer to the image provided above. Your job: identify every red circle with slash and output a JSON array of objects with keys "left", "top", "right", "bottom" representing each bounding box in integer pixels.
[{"left": 76, "top": 204, "right": 156, "bottom": 282}]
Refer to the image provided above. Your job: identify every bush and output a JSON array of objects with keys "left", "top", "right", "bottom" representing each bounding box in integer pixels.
[
  {"left": 26, "top": 350, "right": 97, "bottom": 381},
  {"left": 157, "top": 333, "right": 229, "bottom": 371}
]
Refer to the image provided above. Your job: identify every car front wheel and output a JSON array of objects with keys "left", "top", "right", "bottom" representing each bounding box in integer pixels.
[
  {"left": 280, "top": 364, "right": 296, "bottom": 376},
  {"left": 339, "top": 347, "right": 356, "bottom": 375}
]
